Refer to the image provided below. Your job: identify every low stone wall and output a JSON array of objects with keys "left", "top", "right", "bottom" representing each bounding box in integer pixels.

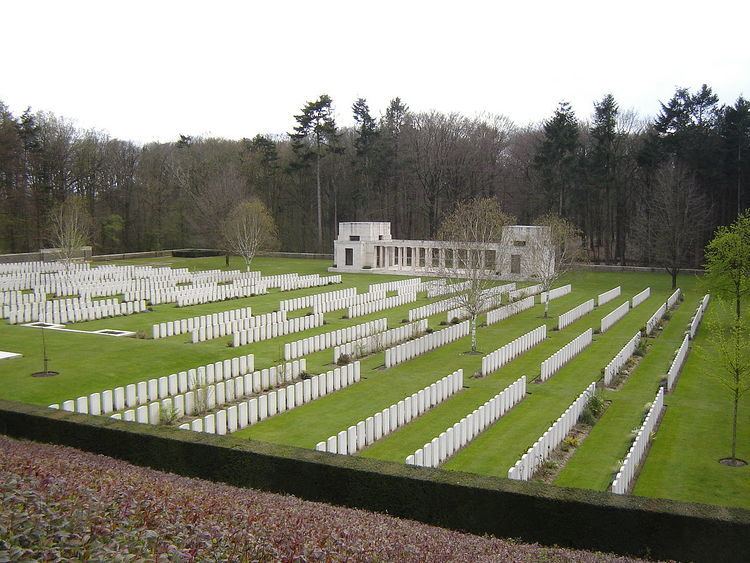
[{"left": 573, "top": 262, "right": 705, "bottom": 275}]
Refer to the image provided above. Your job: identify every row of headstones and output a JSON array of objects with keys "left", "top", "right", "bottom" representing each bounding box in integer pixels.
[
  {"left": 540, "top": 328, "right": 593, "bottom": 381},
  {"left": 9, "top": 299, "right": 146, "bottom": 325},
  {"left": 600, "top": 300, "right": 631, "bottom": 333},
  {"left": 558, "top": 298, "right": 595, "bottom": 330},
  {"left": 604, "top": 331, "right": 642, "bottom": 386},
  {"left": 278, "top": 274, "right": 342, "bottom": 291},
  {"left": 508, "top": 283, "right": 543, "bottom": 301},
  {"left": 283, "top": 317, "right": 388, "bottom": 360},
  {"left": 427, "top": 280, "right": 471, "bottom": 298},
  {"left": 611, "top": 387, "right": 665, "bottom": 494},
  {"left": 400, "top": 279, "right": 445, "bottom": 295},
  {"left": 597, "top": 286, "right": 621, "bottom": 306},
  {"left": 666, "top": 288, "right": 682, "bottom": 309},
  {"left": 408, "top": 296, "right": 459, "bottom": 322},
  {"left": 486, "top": 296, "right": 535, "bottom": 326},
  {"left": 312, "top": 290, "right": 387, "bottom": 314},
  {"left": 4, "top": 295, "right": 91, "bottom": 320},
  {"left": 317, "top": 369, "right": 464, "bottom": 455},
  {"left": 368, "top": 277, "right": 422, "bottom": 294},
  {"left": 384, "top": 320, "right": 470, "bottom": 368},
  {"left": 192, "top": 311, "right": 287, "bottom": 343},
  {"left": 508, "top": 381, "right": 597, "bottom": 481},
  {"left": 152, "top": 306, "right": 253, "bottom": 339},
  {"left": 407, "top": 376, "right": 527, "bottom": 468},
  {"left": 279, "top": 287, "right": 356, "bottom": 312},
  {"left": 49, "top": 353, "right": 257, "bottom": 415},
  {"left": 177, "top": 361, "right": 362, "bottom": 435},
  {"left": 689, "top": 294, "right": 710, "bottom": 339},
  {"left": 540, "top": 284, "right": 572, "bottom": 303},
  {"left": 444, "top": 283, "right": 516, "bottom": 323},
  {"left": 645, "top": 303, "right": 667, "bottom": 336},
  {"left": 347, "top": 292, "right": 417, "bottom": 319},
  {"left": 232, "top": 313, "right": 324, "bottom": 347},
  {"left": 126, "top": 359, "right": 307, "bottom": 422},
  {"left": 481, "top": 325, "right": 547, "bottom": 376},
  {"left": 175, "top": 282, "right": 268, "bottom": 307},
  {"left": 0, "top": 260, "right": 83, "bottom": 274},
  {"left": 666, "top": 335, "right": 690, "bottom": 392},
  {"left": 334, "top": 319, "right": 428, "bottom": 363},
  {"left": 0, "top": 289, "right": 46, "bottom": 307},
  {"left": 631, "top": 287, "right": 651, "bottom": 308}
]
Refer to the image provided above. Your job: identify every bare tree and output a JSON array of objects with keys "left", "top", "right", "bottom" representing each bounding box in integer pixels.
[
  {"left": 526, "top": 213, "right": 586, "bottom": 318},
  {"left": 437, "top": 197, "right": 514, "bottom": 353},
  {"left": 222, "top": 199, "right": 280, "bottom": 271},
  {"left": 631, "top": 161, "right": 710, "bottom": 288},
  {"left": 706, "top": 300, "right": 750, "bottom": 466},
  {"left": 48, "top": 195, "right": 91, "bottom": 275}
]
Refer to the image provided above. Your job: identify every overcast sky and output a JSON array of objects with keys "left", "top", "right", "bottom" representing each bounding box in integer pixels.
[{"left": 2, "top": 0, "right": 749, "bottom": 144}]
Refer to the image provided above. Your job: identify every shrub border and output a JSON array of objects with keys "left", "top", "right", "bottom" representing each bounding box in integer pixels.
[{"left": 0, "top": 399, "right": 747, "bottom": 562}]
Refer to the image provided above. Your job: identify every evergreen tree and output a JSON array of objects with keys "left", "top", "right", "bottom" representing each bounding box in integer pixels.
[
  {"left": 351, "top": 98, "right": 378, "bottom": 218},
  {"left": 290, "top": 94, "right": 339, "bottom": 251},
  {"left": 534, "top": 101, "right": 580, "bottom": 216},
  {"left": 720, "top": 97, "right": 750, "bottom": 217}
]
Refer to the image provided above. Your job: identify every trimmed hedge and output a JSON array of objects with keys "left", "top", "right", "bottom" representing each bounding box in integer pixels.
[
  {"left": 171, "top": 249, "right": 225, "bottom": 258},
  {"left": 0, "top": 400, "right": 748, "bottom": 562}
]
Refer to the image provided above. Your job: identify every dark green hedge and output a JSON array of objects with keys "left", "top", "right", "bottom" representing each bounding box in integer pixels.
[
  {"left": 171, "top": 249, "right": 224, "bottom": 258},
  {"left": 1, "top": 400, "right": 748, "bottom": 562}
]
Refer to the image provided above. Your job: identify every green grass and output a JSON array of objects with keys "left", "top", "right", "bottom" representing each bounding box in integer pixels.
[{"left": 1, "top": 255, "right": 747, "bottom": 510}]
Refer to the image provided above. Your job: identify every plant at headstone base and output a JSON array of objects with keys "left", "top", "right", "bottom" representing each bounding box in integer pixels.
[
  {"left": 704, "top": 300, "right": 750, "bottom": 466},
  {"left": 436, "top": 197, "right": 514, "bottom": 353},
  {"left": 527, "top": 213, "right": 586, "bottom": 318},
  {"left": 299, "top": 371, "right": 312, "bottom": 380},
  {"left": 47, "top": 195, "right": 92, "bottom": 279},
  {"left": 634, "top": 340, "right": 648, "bottom": 356},
  {"left": 190, "top": 373, "right": 213, "bottom": 416},
  {"left": 222, "top": 199, "right": 280, "bottom": 272},
  {"left": 336, "top": 354, "right": 352, "bottom": 366},
  {"left": 580, "top": 392, "right": 605, "bottom": 425},
  {"left": 159, "top": 404, "right": 180, "bottom": 426},
  {"left": 562, "top": 436, "right": 580, "bottom": 451}
]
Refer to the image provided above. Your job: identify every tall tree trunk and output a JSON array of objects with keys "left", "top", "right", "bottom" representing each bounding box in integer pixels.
[
  {"left": 471, "top": 314, "right": 477, "bottom": 353},
  {"left": 316, "top": 153, "right": 322, "bottom": 253},
  {"left": 731, "top": 386, "right": 739, "bottom": 461}
]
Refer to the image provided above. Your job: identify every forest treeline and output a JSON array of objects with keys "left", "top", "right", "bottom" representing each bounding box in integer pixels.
[{"left": 0, "top": 84, "right": 747, "bottom": 266}]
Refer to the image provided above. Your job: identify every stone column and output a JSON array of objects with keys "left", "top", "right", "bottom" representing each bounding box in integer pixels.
[
  {"left": 452, "top": 248, "right": 458, "bottom": 270},
  {"left": 439, "top": 248, "right": 445, "bottom": 269}
]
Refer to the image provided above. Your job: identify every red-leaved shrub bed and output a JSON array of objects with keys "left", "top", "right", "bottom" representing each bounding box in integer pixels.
[{"left": 0, "top": 436, "right": 647, "bottom": 562}]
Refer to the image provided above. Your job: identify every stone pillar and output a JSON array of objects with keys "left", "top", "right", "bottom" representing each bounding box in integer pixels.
[
  {"left": 452, "top": 248, "right": 458, "bottom": 270},
  {"left": 439, "top": 248, "right": 445, "bottom": 268}
]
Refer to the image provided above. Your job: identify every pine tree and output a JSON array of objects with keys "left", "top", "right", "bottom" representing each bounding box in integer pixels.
[
  {"left": 290, "top": 95, "right": 339, "bottom": 252},
  {"left": 534, "top": 101, "right": 580, "bottom": 216},
  {"left": 352, "top": 98, "right": 378, "bottom": 218}
]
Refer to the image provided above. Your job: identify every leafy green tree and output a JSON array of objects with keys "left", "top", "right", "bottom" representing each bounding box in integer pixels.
[
  {"left": 534, "top": 101, "right": 580, "bottom": 216},
  {"left": 290, "top": 94, "right": 340, "bottom": 252},
  {"left": 706, "top": 303, "right": 750, "bottom": 466},
  {"left": 705, "top": 211, "right": 750, "bottom": 320}
]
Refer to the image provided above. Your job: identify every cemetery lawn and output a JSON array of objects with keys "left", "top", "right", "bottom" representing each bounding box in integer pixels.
[{"left": 1, "top": 255, "right": 748, "bottom": 510}]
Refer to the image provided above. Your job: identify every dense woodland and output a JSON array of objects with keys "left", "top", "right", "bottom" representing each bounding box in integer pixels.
[{"left": 0, "top": 84, "right": 748, "bottom": 267}]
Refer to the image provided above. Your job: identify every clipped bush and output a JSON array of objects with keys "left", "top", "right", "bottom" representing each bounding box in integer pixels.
[{"left": 336, "top": 354, "right": 352, "bottom": 366}]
